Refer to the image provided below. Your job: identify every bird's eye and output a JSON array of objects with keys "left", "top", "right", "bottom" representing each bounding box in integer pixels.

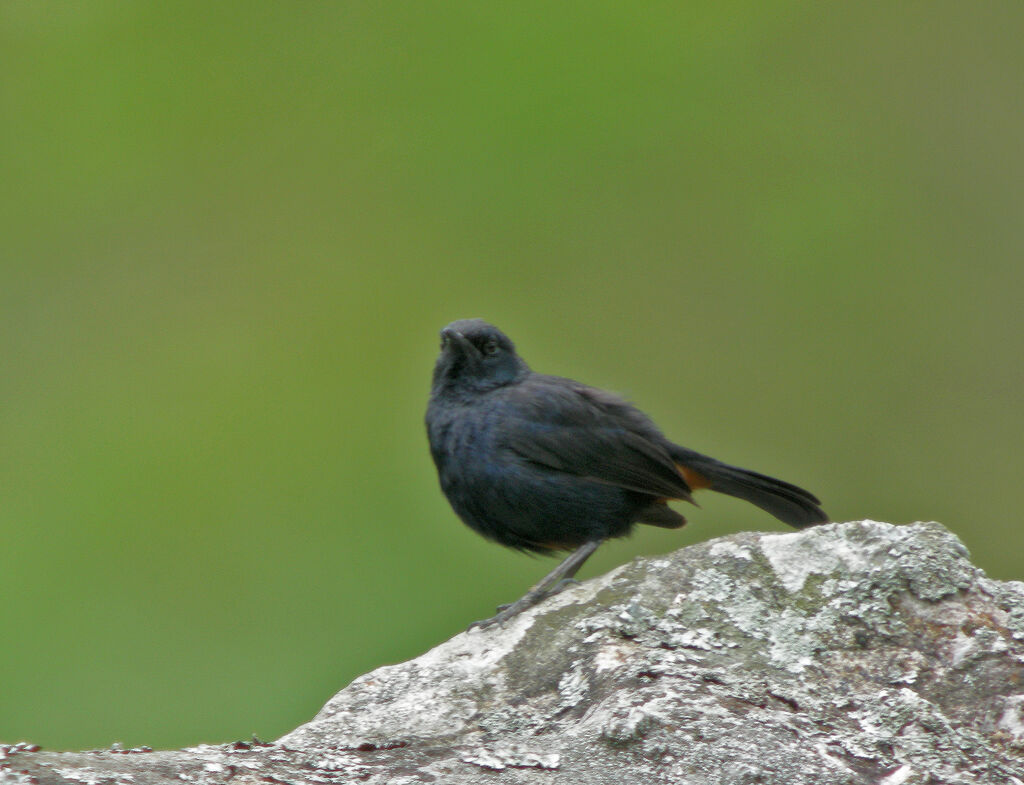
[{"left": 483, "top": 339, "right": 499, "bottom": 355}]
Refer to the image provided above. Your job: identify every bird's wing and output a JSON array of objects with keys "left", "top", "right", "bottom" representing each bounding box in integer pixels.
[{"left": 503, "top": 380, "right": 694, "bottom": 501}]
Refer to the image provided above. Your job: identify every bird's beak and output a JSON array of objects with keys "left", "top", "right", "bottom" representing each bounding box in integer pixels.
[{"left": 441, "top": 328, "right": 479, "bottom": 358}]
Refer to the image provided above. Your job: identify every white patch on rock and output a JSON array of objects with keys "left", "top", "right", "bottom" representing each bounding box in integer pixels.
[
  {"left": 670, "top": 627, "right": 718, "bottom": 651},
  {"left": 813, "top": 742, "right": 858, "bottom": 775},
  {"left": 306, "top": 751, "right": 365, "bottom": 771},
  {"left": 950, "top": 631, "right": 977, "bottom": 667},
  {"left": 52, "top": 769, "right": 135, "bottom": 785},
  {"left": 879, "top": 764, "right": 915, "bottom": 785},
  {"left": 709, "top": 540, "right": 753, "bottom": 560},
  {"left": 558, "top": 666, "right": 590, "bottom": 708},
  {"left": 594, "top": 642, "right": 632, "bottom": 672},
  {"left": 760, "top": 524, "right": 874, "bottom": 592},
  {"left": 997, "top": 694, "right": 1024, "bottom": 742},
  {"left": 461, "top": 747, "right": 560, "bottom": 771}
]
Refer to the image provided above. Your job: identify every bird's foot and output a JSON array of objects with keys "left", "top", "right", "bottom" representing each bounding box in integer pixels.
[
  {"left": 550, "top": 578, "right": 580, "bottom": 594},
  {"left": 467, "top": 579, "right": 582, "bottom": 631},
  {"left": 467, "top": 596, "right": 537, "bottom": 630}
]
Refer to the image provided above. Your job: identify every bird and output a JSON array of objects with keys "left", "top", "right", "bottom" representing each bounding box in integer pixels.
[{"left": 425, "top": 318, "right": 828, "bottom": 627}]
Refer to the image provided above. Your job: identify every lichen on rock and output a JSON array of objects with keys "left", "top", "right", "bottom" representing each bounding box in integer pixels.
[{"left": 5, "top": 521, "right": 1023, "bottom": 784}]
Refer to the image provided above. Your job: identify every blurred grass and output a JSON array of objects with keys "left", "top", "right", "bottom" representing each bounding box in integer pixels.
[{"left": 2, "top": 0, "right": 1022, "bottom": 750}]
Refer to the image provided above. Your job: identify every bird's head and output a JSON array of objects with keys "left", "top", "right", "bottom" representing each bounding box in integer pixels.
[{"left": 431, "top": 319, "right": 530, "bottom": 396}]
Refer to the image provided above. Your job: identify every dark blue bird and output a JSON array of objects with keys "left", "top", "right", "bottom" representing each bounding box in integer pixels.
[{"left": 426, "top": 319, "right": 827, "bottom": 626}]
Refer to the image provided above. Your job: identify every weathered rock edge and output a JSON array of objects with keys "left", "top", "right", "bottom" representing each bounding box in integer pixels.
[{"left": 3, "top": 521, "right": 1024, "bottom": 785}]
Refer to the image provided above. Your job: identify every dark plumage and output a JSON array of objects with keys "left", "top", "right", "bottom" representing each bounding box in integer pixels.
[{"left": 426, "top": 319, "right": 828, "bottom": 626}]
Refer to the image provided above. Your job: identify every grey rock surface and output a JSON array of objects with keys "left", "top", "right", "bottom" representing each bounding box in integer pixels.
[{"left": 4, "top": 521, "right": 1024, "bottom": 784}]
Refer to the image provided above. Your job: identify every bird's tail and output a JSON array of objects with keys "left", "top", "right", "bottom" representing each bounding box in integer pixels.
[{"left": 670, "top": 447, "right": 828, "bottom": 528}]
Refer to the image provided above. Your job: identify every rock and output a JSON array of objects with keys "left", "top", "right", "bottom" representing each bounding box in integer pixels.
[{"left": 4, "top": 521, "right": 1024, "bottom": 784}]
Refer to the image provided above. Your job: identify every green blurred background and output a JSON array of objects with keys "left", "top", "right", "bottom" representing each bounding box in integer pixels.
[{"left": 2, "top": 1, "right": 1021, "bottom": 751}]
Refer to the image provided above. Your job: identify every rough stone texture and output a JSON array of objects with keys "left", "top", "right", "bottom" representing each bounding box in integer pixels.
[{"left": 4, "top": 521, "right": 1024, "bottom": 784}]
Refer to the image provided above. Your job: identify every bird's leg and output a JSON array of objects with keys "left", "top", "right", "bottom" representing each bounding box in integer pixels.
[{"left": 469, "top": 539, "right": 603, "bottom": 629}]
